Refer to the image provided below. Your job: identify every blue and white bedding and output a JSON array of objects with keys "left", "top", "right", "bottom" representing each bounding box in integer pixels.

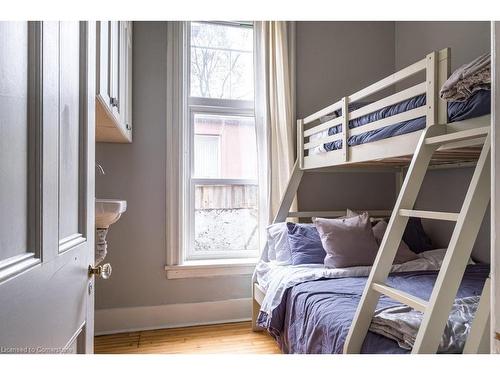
[
  {"left": 255, "top": 249, "right": 452, "bottom": 326},
  {"left": 267, "top": 264, "right": 488, "bottom": 354},
  {"left": 255, "top": 250, "right": 487, "bottom": 354},
  {"left": 309, "top": 89, "right": 491, "bottom": 154}
]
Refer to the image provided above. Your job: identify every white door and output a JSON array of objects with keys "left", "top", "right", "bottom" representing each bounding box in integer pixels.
[
  {"left": 0, "top": 21, "right": 96, "bottom": 354},
  {"left": 492, "top": 21, "right": 500, "bottom": 354}
]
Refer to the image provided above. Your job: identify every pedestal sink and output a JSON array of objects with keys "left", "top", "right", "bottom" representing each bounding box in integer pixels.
[
  {"left": 95, "top": 199, "right": 127, "bottom": 229},
  {"left": 94, "top": 199, "right": 127, "bottom": 266}
]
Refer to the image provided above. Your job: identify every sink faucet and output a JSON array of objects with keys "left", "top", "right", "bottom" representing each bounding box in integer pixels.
[{"left": 96, "top": 163, "right": 105, "bottom": 175}]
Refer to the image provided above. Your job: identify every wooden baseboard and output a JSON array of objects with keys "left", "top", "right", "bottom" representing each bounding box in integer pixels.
[{"left": 95, "top": 298, "right": 252, "bottom": 335}]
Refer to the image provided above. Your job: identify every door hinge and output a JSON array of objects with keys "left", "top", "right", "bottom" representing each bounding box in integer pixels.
[{"left": 110, "top": 97, "right": 119, "bottom": 108}]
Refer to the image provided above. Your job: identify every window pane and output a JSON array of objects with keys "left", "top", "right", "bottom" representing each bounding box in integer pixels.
[
  {"left": 193, "top": 114, "right": 257, "bottom": 180},
  {"left": 190, "top": 22, "right": 253, "bottom": 100},
  {"left": 194, "top": 135, "right": 220, "bottom": 178},
  {"left": 194, "top": 184, "right": 258, "bottom": 253}
]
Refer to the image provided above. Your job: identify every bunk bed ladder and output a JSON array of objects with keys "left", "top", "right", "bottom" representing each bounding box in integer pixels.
[{"left": 344, "top": 124, "right": 491, "bottom": 354}]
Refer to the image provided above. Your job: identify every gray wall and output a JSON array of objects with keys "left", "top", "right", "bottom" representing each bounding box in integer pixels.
[
  {"left": 296, "top": 21, "right": 397, "bottom": 212},
  {"left": 395, "top": 21, "right": 490, "bottom": 262},
  {"left": 95, "top": 22, "right": 250, "bottom": 310}
]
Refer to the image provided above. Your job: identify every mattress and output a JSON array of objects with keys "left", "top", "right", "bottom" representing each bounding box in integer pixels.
[
  {"left": 311, "top": 89, "right": 491, "bottom": 153},
  {"left": 266, "top": 263, "right": 489, "bottom": 354}
]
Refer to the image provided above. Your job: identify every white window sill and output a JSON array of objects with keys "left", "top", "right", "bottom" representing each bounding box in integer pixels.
[{"left": 165, "top": 258, "right": 258, "bottom": 279}]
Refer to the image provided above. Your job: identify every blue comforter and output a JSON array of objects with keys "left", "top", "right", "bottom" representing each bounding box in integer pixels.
[
  {"left": 266, "top": 264, "right": 489, "bottom": 354},
  {"left": 321, "top": 89, "right": 491, "bottom": 151}
]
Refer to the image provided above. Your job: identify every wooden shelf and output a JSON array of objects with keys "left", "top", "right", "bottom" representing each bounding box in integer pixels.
[{"left": 95, "top": 95, "right": 131, "bottom": 143}]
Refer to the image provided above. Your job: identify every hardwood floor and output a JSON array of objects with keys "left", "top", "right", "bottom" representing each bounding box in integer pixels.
[{"left": 94, "top": 321, "right": 281, "bottom": 354}]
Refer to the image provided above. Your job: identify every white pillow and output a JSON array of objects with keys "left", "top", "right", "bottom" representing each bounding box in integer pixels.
[
  {"left": 308, "top": 113, "right": 340, "bottom": 155},
  {"left": 267, "top": 222, "right": 315, "bottom": 264},
  {"left": 308, "top": 129, "right": 329, "bottom": 155},
  {"left": 419, "top": 248, "right": 475, "bottom": 268},
  {"left": 267, "top": 223, "right": 291, "bottom": 264}
]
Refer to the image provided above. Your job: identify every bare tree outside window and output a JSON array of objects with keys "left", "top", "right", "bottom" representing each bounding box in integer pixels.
[{"left": 190, "top": 22, "right": 253, "bottom": 100}]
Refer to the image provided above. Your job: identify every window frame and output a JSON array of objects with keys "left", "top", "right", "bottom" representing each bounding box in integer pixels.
[{"left": 182, "top": 21, "right": 259, "bottom": 262}]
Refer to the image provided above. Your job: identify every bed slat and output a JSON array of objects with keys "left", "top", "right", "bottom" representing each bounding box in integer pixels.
[
  {"left": 425, "top": 126, "right": 490, "bottom": 145},
  {"left": 399, "top": 209, "right": 459, "bottom": 221},
  {"left": 349, "top": 106, "right": 427, "bottom": 137},
  {"left": 303, "top": 99, "right": 343, "bottom": 125},
  {"left": 304, "top": 105, "right": 428, "bottom": 151},
  {"left": 303, "top": 116, "right": 343, "bottom": 138},
  {"left": 349, "top": 82, "right": 427, "bottom": 121},
  {"left": 372, "top": 283, "right": 428, "bottom": 312},
  {"left": 303, "top": 132, "right": 343, "bottom": 150},
  {"left": 287, "top": 210, "right": 392, "bottom": 218}
]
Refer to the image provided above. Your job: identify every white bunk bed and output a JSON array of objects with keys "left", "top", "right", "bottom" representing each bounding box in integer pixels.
[
  {"left": 299, "top": 48, "right": 487, "bottom": 169},
  {"left": 251, "top": 48, "right": 491, "bottom": 354}
]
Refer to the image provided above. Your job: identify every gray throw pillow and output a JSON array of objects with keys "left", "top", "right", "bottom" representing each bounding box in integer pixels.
[
  {"left": 371, "top": 221, "right": 419, "bottom": 264},
  {"left": 313, "top": 212, "right": 379, "bottom": 268}
]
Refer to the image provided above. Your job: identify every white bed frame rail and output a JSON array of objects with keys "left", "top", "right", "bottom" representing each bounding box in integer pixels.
[{"left": 298, "top": 48, "right": 451, "bottom": 169}]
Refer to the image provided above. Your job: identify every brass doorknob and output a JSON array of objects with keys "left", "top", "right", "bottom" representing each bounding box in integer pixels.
[{"left": 88, "top": 263, "right": 112, "bottom": 279}]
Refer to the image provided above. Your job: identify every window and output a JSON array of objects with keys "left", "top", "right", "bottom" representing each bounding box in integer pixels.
[
  {"left": 184, "top": 22, "right": 259, "bottom": 261},
  {"left": 190, "top": 22, "right": 253, "bottom": 100},
  {"left": 194, "top": 134, "right": 221, "bottom": 178}
]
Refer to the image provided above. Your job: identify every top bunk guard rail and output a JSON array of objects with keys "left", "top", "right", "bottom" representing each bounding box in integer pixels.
[{"left": 298, "top": 48, "right": 452, "bottom": 170}]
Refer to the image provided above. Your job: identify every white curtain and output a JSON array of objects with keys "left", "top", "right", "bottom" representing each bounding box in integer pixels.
[{"left": 254, "top": 21, "right": 296, "bottom": 247}]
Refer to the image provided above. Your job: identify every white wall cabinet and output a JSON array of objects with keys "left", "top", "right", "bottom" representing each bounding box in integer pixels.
[{"left": 96, "top": 21, "right": 133, "bottom": 143}]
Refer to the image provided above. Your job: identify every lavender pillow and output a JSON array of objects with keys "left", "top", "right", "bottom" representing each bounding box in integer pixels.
[
  {"left": 372, "top": 221, "right": 419, "bottom": 264},
  {"left": 267, "top": 222, "right": 315, "bottom": 264},
  {"left": 313, "top": 212, "right": 379, "bottom": 268},
  {"left": 286, "top": 223, "right": 326, "bottom": 265}
]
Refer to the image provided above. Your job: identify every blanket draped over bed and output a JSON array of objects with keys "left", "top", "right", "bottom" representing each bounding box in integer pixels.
[
  {"left": 258, "top": 263, "right": 488, "bottom": 354},
  {"left": 370, "top": 295, "right": 480, "bottom": 353},
  {"left": 440, "top": 53, "right": 491, "bottom": 102}
]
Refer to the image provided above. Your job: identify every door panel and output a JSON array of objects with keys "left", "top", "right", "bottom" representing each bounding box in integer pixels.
[
  {"left": 0, "top": 21, "right": 95, "bottom": 354},
  {"left": 0, "top": 22, "right": 30, "bottom": 262},
  {"left": 493, "top": 21, "right": 500, "bottom": 354},
  {"left": 58, "top": 21, "right": 82, "bottom": 246}
]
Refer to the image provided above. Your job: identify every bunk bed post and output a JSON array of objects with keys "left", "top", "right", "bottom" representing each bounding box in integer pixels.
[
  {"left": 341, "top": 97, "right": 349, "bottom": 162},
  {"left": 252, "top": 267, "right": 265, "bottom": 332},
  {"left": 425, "top": 51, "right": 438, "bottom": 127},
  {"left": 297, "top": 119, "right": 305, "bottom": 169},
  {"left": 437, "top": 48, "right": 451, "bottom": 125}
]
